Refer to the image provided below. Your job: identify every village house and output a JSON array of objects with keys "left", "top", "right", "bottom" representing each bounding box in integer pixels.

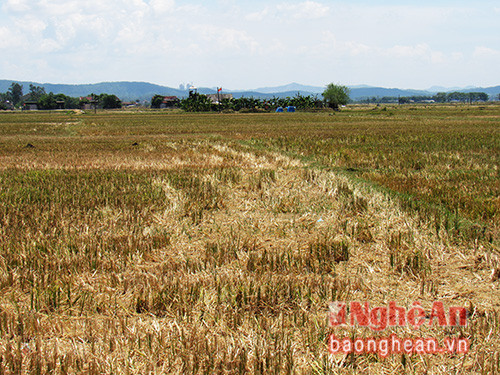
[
  {"left": 122, "top": 101, "right": 140, "bottom": 108},
  {"left": 160, "top": 96, "right": 180, "bottom": 108},
  {"left": 80, "top": 96, "right": 98, "bottom": 110},
  {"left": 23, "top": 101, "right": 38, "bottom": 110},
  {"left": 206, "top": 93, "right": 233, "bottom": 105}
]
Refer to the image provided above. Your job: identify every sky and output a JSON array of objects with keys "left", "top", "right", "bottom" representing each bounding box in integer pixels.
[{"left": 0, "top": 0, "right": 499, "bottom": 90}]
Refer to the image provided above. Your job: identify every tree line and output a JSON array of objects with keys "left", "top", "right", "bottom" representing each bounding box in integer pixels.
[
  {"left": 0, "top": 82, "right": 122, "bottom": 110},
  {"left": 151, "top": 92, "right": 325, "bottom": 112},
  {"left": 432, "top": 91, "right": 490, "bottom": 103},
  {"left": 357, "top": 91, "right": 491, "bottom": 104},
  {"left": 151, "top": 84, "right": 350, "bottom": 112}
]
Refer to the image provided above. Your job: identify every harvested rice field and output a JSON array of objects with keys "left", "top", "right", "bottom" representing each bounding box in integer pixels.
[{"left": 0, "top": 104, "right": 498, "bottom": 374}]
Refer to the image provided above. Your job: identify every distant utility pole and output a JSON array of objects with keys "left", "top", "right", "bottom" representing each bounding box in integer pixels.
[
  {"left": 217, "top": 87, "right": 222, "bottom": 113},
  {"left": 90, "top": 94, "right": 98, "bottom": 114}
]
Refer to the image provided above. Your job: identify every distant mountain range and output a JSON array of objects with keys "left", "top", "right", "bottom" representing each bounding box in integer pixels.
[
  {"left": 1, "top": 80, "right": 499, "bottom": 101},
  {"left": 257, "top": 82, "right": 500, "bottom": 99}
]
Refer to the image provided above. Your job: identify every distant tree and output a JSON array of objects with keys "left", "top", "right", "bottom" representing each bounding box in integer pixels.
[
  {"left": 434, "top": 92, "right": 447, "bottom": 103},
  {"left": 29, "top": 84, "right": 46, "bottom": 102},
  {"left": 468, "top": 92, "right": 488, "bottom": 102},
  {"left": 230, "top": 96, "right": 262, "bottom": 111},
  {"left": 0, "top": 92, "right": 10, "bottom": 110},
  {"left": 380, "top": 96, "right": 397, "bottom": 103},
  {"left": 8, "top": 83, "right": 23, "bottom": 106},
  {"left": 447, "top": 92, "right": 469, "bottom": 103},
  {"left": 398, "top": 96, "right": 410, "bottom": 104},
  {"left": 322, "top": 83, "right": 350, "bottom": 110},
  {"left": 35, "top": 92, "right": 80, "bottom": 110},
  {"left": 180, "top": 92, "right": 212, "bottom": 112},
  {"left": 58, "top": 94, "right": 80, "bottom": 109},
  {"left": 285, "top": 93, "right": 324, "bottom": 110},
  {"left": 38, "top": 92, "right": 57, "bottom": 109},
  {"left": 151, "top": 95, "right": 164, "bottom": 108},
  {"left": 0, "top": 92, "right": 9, "bottom": 106},
  {"left": 99, "top": 94, "right": 121, "bottom": 109}
]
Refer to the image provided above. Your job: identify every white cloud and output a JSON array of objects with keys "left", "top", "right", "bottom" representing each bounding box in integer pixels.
[
  {"left": 384, "top": 43, "right": 452, "bottom": 64},
  {"left": 305, "top": 31, "right": 372, "bottom": 58},
  {"left": 14, "top": 15, "right": 47, "bottom": 33},
  {"left": 37, "top": 0, "right": 80, "bottom": 17},
  {"left": 39, "top": 38, "right": 62, "bottom": 53},
  {"left": 3, "top": 0, "right": 31, "bottom": 12},
  {"left": 343, "top": 41, "right": 371, "bottom": 56},
  {"left": 473, "top": 46, "right": 500, "bottom": 59},
  {"left": 451, "top": 52, "right": 464, "bottom": 62},
  {"left": 149, "top": 0, "right": 175, "bottom": 14},
  {"left": 246, "top": 7, "right": 269, "bottom": 22},
  {"left": 0, "top": 26, "right": 23, "bottom": 48},
  {"left": 430, "top": 51, "right": 446, "bottom": 64},
  {"left": 388, "top": 43, "right": 430, "bottom": 59},
  {"left": 245, "top": 1, "right": 329, "bottom": 21},
  {"left": 0, "top": 0, "right": 498, "bottom": 89},
  {"left": 303, "top": 31, "right": 457, "bottom": 67},
  {"left": 115, "top": 23, "right": 146, "bottom": 47},
  {"left": 54, "top": 18, "right": 78, "bottom": 44},
  {"left": 277, "top": 1, "right": 330, "bottom": 19},
  {"left": 194, "top": 25, "right": 260, "bottom": 53}
]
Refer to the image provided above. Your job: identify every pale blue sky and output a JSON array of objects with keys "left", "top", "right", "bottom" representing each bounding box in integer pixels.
[{"left": 0, "top": 0, "right": 498, "bottom": 89}]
